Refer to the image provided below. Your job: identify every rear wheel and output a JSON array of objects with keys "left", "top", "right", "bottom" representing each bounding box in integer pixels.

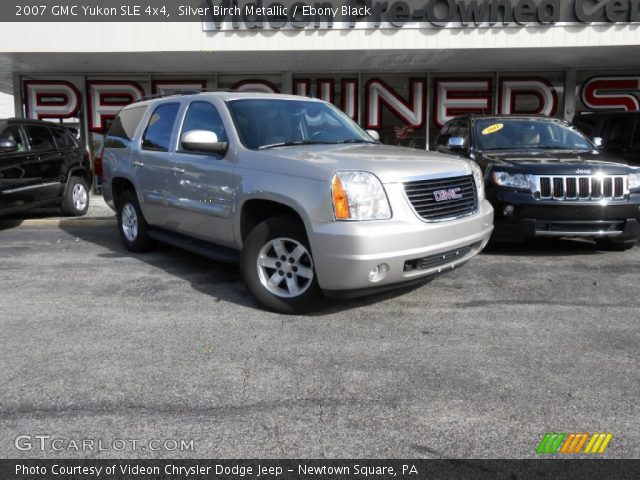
[
  {"left": 595, "top": 238, "right": 637, "bottom": 251},
  {"left": 61, "top": 176, "right": 89, "bottom": 216},
  {"left": 241, "top": 216, "right": 324, "bottom": 314},
  {"left": 117, "top": 190, "right": 156, "bottom": 253}
]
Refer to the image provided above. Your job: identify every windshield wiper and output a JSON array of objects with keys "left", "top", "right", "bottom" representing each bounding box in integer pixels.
[
  {"left": 259, "top": 140, "right": 336, "bottom": 149},
  {"left": 337, "top": 139, "right": 378, "bottom": 144}
]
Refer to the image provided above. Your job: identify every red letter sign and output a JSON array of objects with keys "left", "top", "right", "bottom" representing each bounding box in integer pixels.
[
  {"left": 581, "top": 76, "right": 640, "bottom": 112},
  {"left": 24, "top": 80, "right": 81, "bottom": 120}
]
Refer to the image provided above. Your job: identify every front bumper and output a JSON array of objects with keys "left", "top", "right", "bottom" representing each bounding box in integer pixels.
[
  {"left": 490, "top": 190, "right": 640, "bottom": 242},
  {"left": 309, "top": 198, "right": 494, "bottom": 293}
]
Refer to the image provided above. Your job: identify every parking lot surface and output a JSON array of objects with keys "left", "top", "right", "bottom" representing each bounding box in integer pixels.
[{"left": 0, "top": 223, "right": 638, "bottom": 458}]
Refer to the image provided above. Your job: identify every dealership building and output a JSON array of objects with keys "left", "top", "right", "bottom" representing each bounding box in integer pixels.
[{"left": 1, "top": 0, "right": 640, "bottom": 163}]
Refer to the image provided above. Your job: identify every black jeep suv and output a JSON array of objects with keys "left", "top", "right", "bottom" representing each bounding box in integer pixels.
[
  {"left": 433, "top": 115, "right": 640, "bottom": 250},
  {"left": 0, "top": 118, "right": 91, "bottom": 216}
]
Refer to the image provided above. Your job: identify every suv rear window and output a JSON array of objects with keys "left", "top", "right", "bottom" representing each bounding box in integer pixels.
[
  {"left": 105, "top": 106, "right": 148, "bottom": 148},
  {"left": 50, "top": 128, "right": 77, "bottom": 149},
  {"left": 142, "top": 103, "right": 180, "bottom": 152}
]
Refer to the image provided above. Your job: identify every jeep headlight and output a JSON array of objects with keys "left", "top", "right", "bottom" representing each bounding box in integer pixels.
[
  {"left": 492, "top": 170, "right": 532, "bottom": 191},
  {"left": 331, "top": 171, "right": 391, "bottom": 221},
  {"left": 470, "top": 161, "right": 485, "bottom": 201},
  {"left": 629, "top": 171, "right": 640, "bottom": 192}
]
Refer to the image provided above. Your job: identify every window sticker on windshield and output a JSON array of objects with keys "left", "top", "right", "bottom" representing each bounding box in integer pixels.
[{"left": 481, "top": 123, "right": 504, "bottom": 135}]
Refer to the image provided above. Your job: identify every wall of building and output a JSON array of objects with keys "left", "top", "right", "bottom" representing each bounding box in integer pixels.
[{"left": 16, "top": 69, "right": 640, "bottom": 155}]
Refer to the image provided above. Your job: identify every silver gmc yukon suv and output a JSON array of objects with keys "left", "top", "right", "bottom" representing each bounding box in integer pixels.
[{"left": 101, "top": 92, "right": 494, "bottom": 313}]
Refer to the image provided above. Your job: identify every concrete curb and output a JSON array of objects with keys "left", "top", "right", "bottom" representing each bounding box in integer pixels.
[{"left": 0, "top": 217, "right": 117, "bottom": 228}]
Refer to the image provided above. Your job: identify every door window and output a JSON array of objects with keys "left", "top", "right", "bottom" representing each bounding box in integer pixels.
[
  {"left": 0, "top": 125, "right": 27, "bottom": 152},
  {"left": 142, "top": 103, "right": 180, "bottom": 152},
  {"left": 436, "top": 121, "right": 468, "bottom": 148},
  {"left": 181, "top": 102, "right": 227, "bottom": 143},
  {"left": 25, "top": 125, "right": 55, "bottom": 151}
]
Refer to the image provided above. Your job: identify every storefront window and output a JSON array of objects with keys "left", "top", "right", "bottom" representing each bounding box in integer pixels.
[
  {"left": 576, "top": 70, "right": 640, "bottom": 114},
  {"left": 218, "top": 74, "right": 282, "bottom": 93},
  {"left": 362, "top": 74, "right": 427, "bottom": 149}
]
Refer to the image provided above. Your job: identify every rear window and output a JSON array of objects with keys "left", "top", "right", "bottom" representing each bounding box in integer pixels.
[
  {"left": 105, "top": 105, "right": 148, "bottom": 148},
  {"left": 50, "top": 128, "right": 78, "bottom": 149},
  {"left": 142, "top": 103, "right": 180, "bottom": 152}
]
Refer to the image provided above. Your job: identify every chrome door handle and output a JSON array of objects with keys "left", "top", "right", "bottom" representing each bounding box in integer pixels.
[
  {"left": 132, "top": 160, "right": 144, "bottom": 167},
  {"left": 169, "top": 167, "right": 185, "bottom": 174}
]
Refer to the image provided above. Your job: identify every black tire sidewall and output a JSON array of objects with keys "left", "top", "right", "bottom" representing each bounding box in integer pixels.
[
  {"left": 62, "top": 177, "right": 89, "bottom": 216},
  {"left": 596, "top": 238, "right": 637, "bottom": 251},
  {"left": 241, "top": 216, "right": 324, "bottom": 314}
]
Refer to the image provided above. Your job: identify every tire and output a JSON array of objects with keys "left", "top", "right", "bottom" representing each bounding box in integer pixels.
[
  {"left": 595, "top": 238, "right": 637, "bottom": 251},
  {"left": 241, "top": 216, "right": 325, "bottom": 314},
  {"left": 116, "top": 190, "right": 156, "bottom": 253},
  {"left": 61, "top": 176, "right": 90, "bottom": 216}
]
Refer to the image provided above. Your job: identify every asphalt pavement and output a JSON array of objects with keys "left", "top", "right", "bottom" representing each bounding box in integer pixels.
[{"left": 0, "top": 216, "right": 639, "bottom": 459}]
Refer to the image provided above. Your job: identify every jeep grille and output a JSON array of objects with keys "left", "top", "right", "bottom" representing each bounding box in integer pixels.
[{"left": 535, "top": 175, "right": 627, "bottom": 201}]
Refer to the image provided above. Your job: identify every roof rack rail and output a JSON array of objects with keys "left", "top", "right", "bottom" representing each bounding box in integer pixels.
[{"left": 133, "top": 88, "right": 234, "bottom": 103}]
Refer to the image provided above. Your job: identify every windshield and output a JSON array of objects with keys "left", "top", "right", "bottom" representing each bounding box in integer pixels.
[
  {"left": 227, "top": 98, "right": 375, "bottom": 150},
  {"left": 474, "top": 118, "right": 593, "bottom": 152}
]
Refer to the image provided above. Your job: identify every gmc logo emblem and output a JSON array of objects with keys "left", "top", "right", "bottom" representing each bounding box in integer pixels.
[{"left": 434, "top": 188, "right": 463, "bottom": 202}]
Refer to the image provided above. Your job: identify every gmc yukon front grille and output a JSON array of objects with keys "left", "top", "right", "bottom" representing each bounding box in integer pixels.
[
  {"left": 536, "top": 175, "right": 627, "bottom": 201},
  {"left": 404, "top": 175, "right": 478, "bottom": 222}
]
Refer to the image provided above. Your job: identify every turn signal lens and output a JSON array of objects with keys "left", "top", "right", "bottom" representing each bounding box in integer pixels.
[{"left": 332, "top": 175, "right": 351, "bottom": 220}]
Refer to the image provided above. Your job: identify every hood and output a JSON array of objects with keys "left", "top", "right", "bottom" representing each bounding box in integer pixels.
[
  {"left": 478, "top": 150, "right": 636, "bottom": 174},
  {"left": 243, "top": 144, "right": 472, "bottom": 183}
]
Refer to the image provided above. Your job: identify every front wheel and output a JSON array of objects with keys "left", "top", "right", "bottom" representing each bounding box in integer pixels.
[
  {"left": 241, "top": 216, "right": 325, "bottom": 314},
  {"left": 61, "top": 177, "right": 90, "bottom": 216}
]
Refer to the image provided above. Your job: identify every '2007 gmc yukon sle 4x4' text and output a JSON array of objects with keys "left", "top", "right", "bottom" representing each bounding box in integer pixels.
[{"left": 101, "top": 92, "right": 493, "bottom": 313}]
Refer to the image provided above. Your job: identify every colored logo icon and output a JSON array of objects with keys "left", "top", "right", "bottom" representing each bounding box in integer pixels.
[{"left": 537, "top": 433, "right": 613, "bottom": 454}]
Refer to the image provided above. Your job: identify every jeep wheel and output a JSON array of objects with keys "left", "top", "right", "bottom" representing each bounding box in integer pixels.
[
  {"left": 595, "top": 238, "right": 637, "bottom": 251},
  {"left": 61, "top": 177, "right": 90, "bottom": 216},
  {"left": 117, "top": 190, "right": 156, "bottom": 253},
  {"left": 241, "top": 216, "right": 324, "bottom": 314}
]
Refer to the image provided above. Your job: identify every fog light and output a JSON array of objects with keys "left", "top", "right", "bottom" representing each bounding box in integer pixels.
[
  {"left": 503, "top": 205, "right": 515, "bottom": 216},
  {"left": 368, "top": 263, "right": 390, "bottom": 283}
]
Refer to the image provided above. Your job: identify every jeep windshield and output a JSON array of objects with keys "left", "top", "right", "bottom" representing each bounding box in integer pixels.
[
  {"left": 474, "top": 118, "right": 594, "bottom": 152},
  {"left": 227, "top": 98, "right": 376, "bottom": 150}
]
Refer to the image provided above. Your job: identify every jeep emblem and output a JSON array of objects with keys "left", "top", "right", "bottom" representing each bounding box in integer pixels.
[
  {"left": 434, "top": 188, "right": 463, "bottom": 202},
  {"left": 576, "top": 169, "right": 592, "bottom": 175}
]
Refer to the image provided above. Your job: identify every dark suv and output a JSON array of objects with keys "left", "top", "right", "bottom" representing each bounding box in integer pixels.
[
  {"left": 573, "top": 111, "right": 640, "bottom": 166},
  {"left": 0, "top": 119, "right": 91, "bottom": 216},
  {"left": 433, "top": 115, "right": 640, "bottom": 250}
]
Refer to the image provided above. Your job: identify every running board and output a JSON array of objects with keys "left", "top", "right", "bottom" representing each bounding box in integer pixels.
[{"left": 148, "top": 228, "right": 240, "bottom": 264}]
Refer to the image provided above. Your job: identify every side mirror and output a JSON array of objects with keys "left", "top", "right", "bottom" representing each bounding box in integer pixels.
[
  {"left": 591, "top": 137, "right": 604, "bottom": 149},
  {"left": 366, "top": 129, "right": 381, "bottom": 142},
  {"left": 0, "top": 139, "right": 18, "bottom": 152},
  {"left": 447, "top": 137, "right": 468, "bottom": 151},
  {"left": 181, "top": 130, "right": 227, "bottom": 154}
]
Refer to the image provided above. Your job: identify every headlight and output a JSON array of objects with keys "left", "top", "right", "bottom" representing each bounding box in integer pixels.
[
  {"left": 629, "top": 172, "right": 640, "bottom": 192},
  {"left": 492, "top": 171, "right": 532, "bottom": 191},
  {"left": 469, "top": 161, "right": 485, "bottom": 201},
  {"left": 331, "top": 171, "right": 391, "bottom": 221}
]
